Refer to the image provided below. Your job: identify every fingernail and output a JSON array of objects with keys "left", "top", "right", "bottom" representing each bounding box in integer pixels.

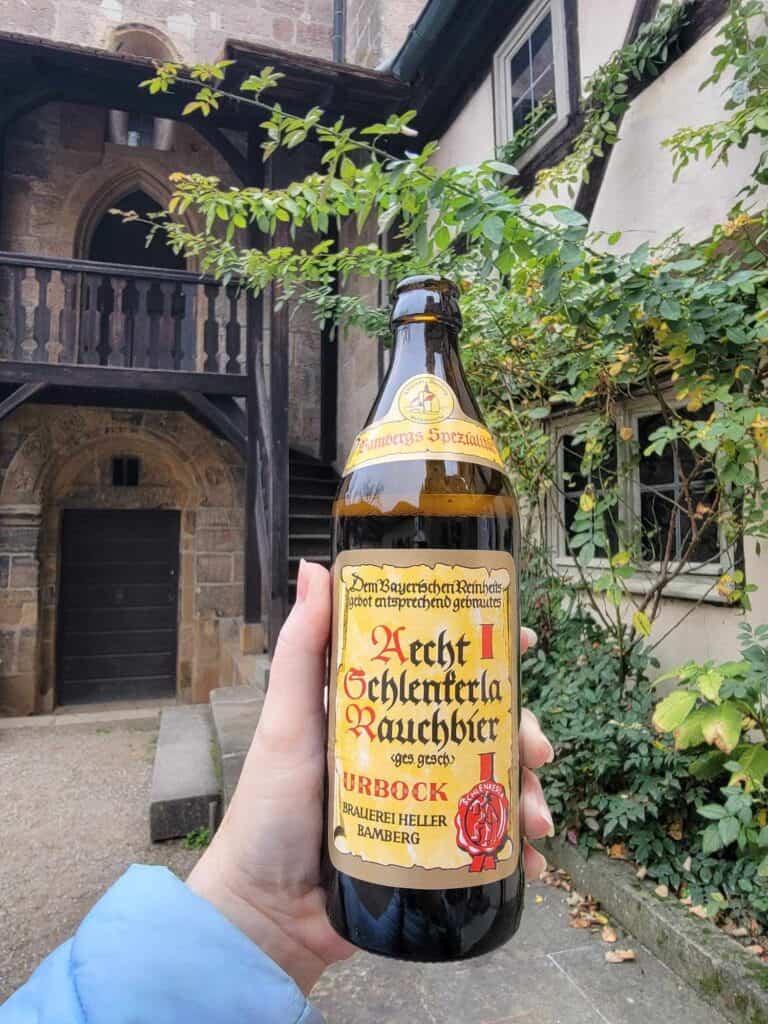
[
  {"left": 543, "top": 738, "right": 555, "bottom": 764},
  {"left": 296, "top": 559, "right": 310, "bottom": 603},
  {"left": 541, "top": 804, "right": 555, "bottom": 838},
  {"left": 522, "top": 627, "right": 538, "bottom": 649}
]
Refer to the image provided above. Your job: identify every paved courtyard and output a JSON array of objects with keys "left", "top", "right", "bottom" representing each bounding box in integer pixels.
[{"left": 1, "top": 716, "right": 727, "bottom": 1023}]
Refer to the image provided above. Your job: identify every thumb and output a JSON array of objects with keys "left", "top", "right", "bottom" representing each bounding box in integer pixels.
[{"left": 255, "top": 560, "right": 331, "bottom": 748}]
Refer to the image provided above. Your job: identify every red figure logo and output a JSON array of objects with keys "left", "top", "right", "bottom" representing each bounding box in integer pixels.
[
  {"left": 454, "top": 752, "right": 509, "bottom": 872},
  {"left": 409, "top": 383, "right": 436, "bottom": 415}
]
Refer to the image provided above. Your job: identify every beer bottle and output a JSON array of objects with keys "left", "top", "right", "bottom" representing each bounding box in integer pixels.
[{"left": 325, "top": 275, "right": 522, "bottom": 961}]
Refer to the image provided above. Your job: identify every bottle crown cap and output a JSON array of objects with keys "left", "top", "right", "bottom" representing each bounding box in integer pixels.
[{"left": 391, "top": 275, "right": 462, "bottom": 328}]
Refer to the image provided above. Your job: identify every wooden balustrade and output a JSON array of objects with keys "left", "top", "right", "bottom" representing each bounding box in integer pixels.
[{"left": 0, "top": 253, "right": 247, "bottom": 376}]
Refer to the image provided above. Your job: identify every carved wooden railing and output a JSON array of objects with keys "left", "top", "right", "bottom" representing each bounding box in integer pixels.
[{"left": 0, "top": 252, "right": 248, "bottom": 375}]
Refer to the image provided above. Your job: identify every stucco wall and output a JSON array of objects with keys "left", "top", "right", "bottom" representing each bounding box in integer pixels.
[
  {"left": 432, "top": 74, "right": 495, "bottom": 172},
  {"left": 0, "top": 0, "right": 334, "bottom": 64}
]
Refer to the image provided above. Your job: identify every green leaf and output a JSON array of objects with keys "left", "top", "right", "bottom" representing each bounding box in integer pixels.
[
  {"left": 552, "top": 206, "right": 587, "bottom": 227},
  {"left": 434, "top": 226, "right": 451, "bottom": 251},
  {"left": 718, "top": 815, "right": 741, "bottom": 846},
  {"left": 633, "top": 611, "right": 652, "bottom": 638},
  {"left": 607, "top": 230, "right": 622, "bottom": 245},
  {"left": 699, "top": 804, "right": 727, "bottom": 820},
  {"left": 697, "top": 671, "right": 723, "bottom": 702},
  {"left": 652, "top": 689, "right": 697, "bottom": 732},
  {"left": 482, "top": 215, "right": 504, "bottom": 244},
  {"left": 689, "top": 750, "right": 728, "bottom": 780},
  {"left": 543, "top": 263, "right": 561, "bottom": 304},
  {"left": 700, "top": 702, "right": 744, "bottom": 754},
  {"left": 758, "top": 827, "right": 768, "bottom": 848},
  {"left": 486, "top": 160, "right": 519, "bottom": 176},
  {"left": 702, "top": 824, "right": 723, "bottom": 854},
  {"left": 674, "top": 708, "right": 707, "bottom": 750},
  {"left": 730, "top": 745, "right": 768, "bottom": 786},
  {"left": 759, "top": 854, "right": 768, "bottom": 878}
]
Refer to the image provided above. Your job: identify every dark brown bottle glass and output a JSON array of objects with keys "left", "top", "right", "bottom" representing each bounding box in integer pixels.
[{"left": 325, "top": 276, "right": 523, "bottom": 961}]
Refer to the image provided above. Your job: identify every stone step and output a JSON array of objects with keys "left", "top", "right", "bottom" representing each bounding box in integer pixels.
[
  {"left": 289, "top": 512, "right": 332, "bottom": 534},
  {"left": 290, "top": 494, "right": 335, "bottom": 515},
  {"left": 149, "top": 706, "right": 221, "bottom": 842},
  {"left": 210, "top": 683, "right": 265, "bottom": 805}
]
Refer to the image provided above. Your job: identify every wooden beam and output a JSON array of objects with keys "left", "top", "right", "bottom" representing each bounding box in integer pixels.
[
  {"left": 0, "top": 381, "right": 46, "bottom": 422},
  {"left": 181, "top": 391, "right": 247, "bottom": 455},
  {"left": 0, "top": 361, "right": 248, "bottom": 395}
]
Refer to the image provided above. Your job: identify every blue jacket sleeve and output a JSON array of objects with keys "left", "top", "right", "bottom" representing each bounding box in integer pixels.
[{"left": 1, "top": 865, "right": 324, "bottom": 1024}]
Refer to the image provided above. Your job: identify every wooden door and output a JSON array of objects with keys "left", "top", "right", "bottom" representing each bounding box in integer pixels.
[{"left": 57, "top": 510, "right": 180, "bottom": 704}]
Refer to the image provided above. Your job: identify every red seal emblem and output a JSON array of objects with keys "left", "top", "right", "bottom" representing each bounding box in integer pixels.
[{"left": 454, "top": 752, "right": 509, "bottom": 873}]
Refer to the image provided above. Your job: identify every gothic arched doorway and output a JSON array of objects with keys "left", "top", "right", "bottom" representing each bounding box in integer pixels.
[{"left": 88, "top": 190, "right": 186, "bottom": 271}]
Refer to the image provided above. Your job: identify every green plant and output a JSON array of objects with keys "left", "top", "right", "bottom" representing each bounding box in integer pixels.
[
  {"left": 537, "top": 1, "right": 689, "bottom": 195},
  {"left": 182, "top": 826, "right": 212, "bottom": 849},
  {"left": 652, "top": 623, "right": 768, "bottom": 882},
  {"left": 497, "top": 92, "right": 556, "bottom": 168},
  {"left": 663, "top": 0, "right": 768, "bottom": 193}
]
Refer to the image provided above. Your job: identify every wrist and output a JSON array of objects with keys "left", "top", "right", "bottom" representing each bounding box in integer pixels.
[{"left": 187, "top": 841, "right": 328, "bottom": 996}]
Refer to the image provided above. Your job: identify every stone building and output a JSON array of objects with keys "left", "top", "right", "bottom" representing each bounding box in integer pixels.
[{"left": 0, "top": 0, "right": 420, "bottom": 713}]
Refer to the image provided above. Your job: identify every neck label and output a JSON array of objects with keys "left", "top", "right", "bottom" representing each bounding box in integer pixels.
[{"left": 344, "top": 374, "right": 506, "bottom": 475}]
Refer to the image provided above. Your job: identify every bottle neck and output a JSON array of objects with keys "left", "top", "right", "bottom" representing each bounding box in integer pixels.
[{"left": 388, "top": 319, "right": 462, "bottom": 380}]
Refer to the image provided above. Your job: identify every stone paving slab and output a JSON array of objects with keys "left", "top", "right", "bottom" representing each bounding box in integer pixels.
[{"left": 311, "top": 880, "right": 728, "bottom": 1024}]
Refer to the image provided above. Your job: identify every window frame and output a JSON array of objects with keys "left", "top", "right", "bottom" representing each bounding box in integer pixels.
[
  {"left": 493, "top": 0, "right": 572, "bottom": 166},
  {"left": 549, "top": 398, "right": 733, "bottom": 603}
]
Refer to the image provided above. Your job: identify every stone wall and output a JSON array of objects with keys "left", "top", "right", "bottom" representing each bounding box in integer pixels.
[
  {"left": 0, "top": 0, "right": 334, "bottom": 64},
  {"left": 0, "top": 405, "right": 245, "bottom": 715},
  {"left": 345, "top": 0, "right": 425, "bottom": 68}
]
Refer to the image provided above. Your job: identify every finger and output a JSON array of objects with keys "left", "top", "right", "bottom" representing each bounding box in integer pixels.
[
  {"left": 521, "top": 766, "right": 554, "bottom": 840},
  {"left": 523, "top": 841, "right": 547, "bottom": 879},
  {"left": 520, "top": 708, "right": 554, "bottom": 769},
  {"left": 520, "top": 626, "right": 538, "bottom": 655},
  {"left": 256, "top": 560, "right": 331, "bottom": 748}
]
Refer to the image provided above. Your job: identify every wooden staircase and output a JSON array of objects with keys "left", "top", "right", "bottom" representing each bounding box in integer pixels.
[{"left": 288, "top": 450, "right": 338, "bottom": 603}]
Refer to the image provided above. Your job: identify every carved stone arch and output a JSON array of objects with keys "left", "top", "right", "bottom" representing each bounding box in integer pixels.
[
  {"left": 69, "top": 165, "right": 200, "bottom": 263},
  {"left": 107, "top": 23, "right": 181, "bottom": 62}
]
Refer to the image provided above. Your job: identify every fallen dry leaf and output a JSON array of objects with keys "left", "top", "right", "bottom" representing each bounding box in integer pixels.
[
  {"left": 636, "top": 865, "right": 648, "bottom": 880},
  {"left": 605, "top": 949, "right": 636, "bottom": 964},
  {"left": 667, "top": 821, "right": 683, "bottom": 841},
  {"left": 682, "top": 856, "right": 692, "bottom": 873},
  {"left": 608, "top": 842, "right": 629, "bottom": 860},
  {"left": 689, "top": 905, "right": 708, "bottom": 920},
  {"left": 723, "top": 924, "right": 749, "bottom": 938},
  {"left": 746, "top": 945, "right": 765, "bottom": 956},
  {"left": 535, "top": 894, "right": 544, "bottom": 905},
  {"left": 654, "top": 884, "right": 669, "bottom": 899},
  {"left": 601, "top": 926, "right": 618, "bottom": 944}
]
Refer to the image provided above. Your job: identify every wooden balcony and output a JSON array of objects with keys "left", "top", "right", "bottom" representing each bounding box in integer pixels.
[{"left": 0, "top": 252, "right": 248, "bottom": 394}]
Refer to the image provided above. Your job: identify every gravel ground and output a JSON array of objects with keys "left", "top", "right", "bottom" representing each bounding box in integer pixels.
[{"left": 0, "top": 722, "right": 200, "bottom": 1001}]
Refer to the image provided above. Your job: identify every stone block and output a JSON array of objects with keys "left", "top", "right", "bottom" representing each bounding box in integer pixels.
[
  {"left": 17, "top": 629, "right": 37, "bottom": 673},
  {"left": 0, "top": 525, "right": 39, "bottom": 553},
  {"left": 196, "top": 585, "right": 242, "bottom": 617},
  {"left": 196, "top": 553, "right": 233, "bottom": 584},
  {"left": 0, "top": 629, "right": 16, "bottom": 671},
  {"left": 20, "top": 601, "right": 38, "bottom": 627},
  {"left": 5, "top": 144, "right": 49, "bottom": 180},
  {"left": 0, "top": 672, "right": 36, "bottom": 716},
  {"left": 196, "top": 528, "right": 239, "bottom": 553},
  {"left": 10, "top": 555, "right": 38, "bottom": 589},
  {"left": 273, "top": 15, "right": 295, "bottom": 43},
  {"left": 0, "top": 557, "right": 9, "bottom": 588},
  {"left": 149, "top": 706, "right": 221, "bottom": 842},
  {"left": 232, "top": 550, "right": 245, "bottom": 583},
  {"left": 0, "top": 595, "right": 22, "bottom": 627}
]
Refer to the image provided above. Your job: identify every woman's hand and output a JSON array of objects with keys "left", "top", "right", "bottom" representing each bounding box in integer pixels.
[{"left": 188, "top": 560, "right": 555, "bottom": 995}]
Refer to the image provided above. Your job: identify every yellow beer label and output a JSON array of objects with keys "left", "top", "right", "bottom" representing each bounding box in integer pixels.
[
  {"left": 328, "top": 549, "right": 519, "bottom": 889},
  {"left": 343, "top": 374, "right": 506, "bottom": 475}
]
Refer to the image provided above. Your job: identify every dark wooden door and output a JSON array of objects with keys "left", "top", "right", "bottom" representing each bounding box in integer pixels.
[{"left": 57, "top": 510, "right": 180, "bottom": 704}]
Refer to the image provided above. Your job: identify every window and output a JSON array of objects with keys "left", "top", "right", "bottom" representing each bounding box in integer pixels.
[
  {"left": 637, "top": 412, "right": 720, "bottom": 564},
  {"left": 494, "top": 0, "right": 572, "bottom": 161},
  {"left": 112, "top": 456, "right": 141, "bottom": 487},
  {"left": 552, "top": 404, "right": 728, "bottom": 599},
  {"left": 561, "top": 433, "right": 619, "bottom": 557}
]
